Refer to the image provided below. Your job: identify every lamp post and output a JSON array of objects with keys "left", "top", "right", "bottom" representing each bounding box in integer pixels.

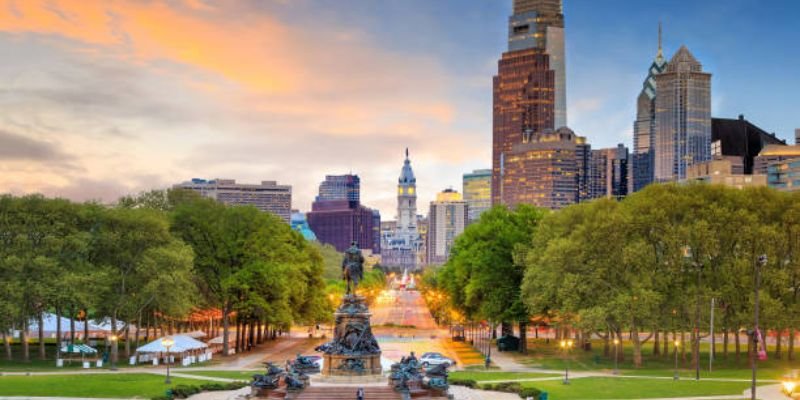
[
  {"left": 560, "top": 339, "right": 574, "bottom": 384},
  {"left": 162, "top": 338, "right": 174, "bottom": 385},
  {"left": 612, "top": 338, "right": 619, "bottom": 375},
  {"left": 751, "top": 254, "right": 767, "bottom": 400},
  {"left": 109, "top": 335, "right": 118, "bottom": 371},
  {"left": 673, "top": 340, "right": 681, "bottom": 380}
]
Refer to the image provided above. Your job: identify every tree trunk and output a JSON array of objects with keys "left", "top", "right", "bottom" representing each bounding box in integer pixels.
[
  {"left": 631, "top": 324, "right": 643, "bottom": 368},
  {"left": 69, "top": 308, "right": 76, "bottom": 346},
  {"left": 691, "top": 329, "right": 698, "bottom": 372},
  {"left": 222, "top": 304, "right": 230, "bottom": 356},
  {"left": 680, "top": 331, "right": 686, "bottom": 362},
  {"left": 519, "top": 321, "right": 528, "bottom": 354},
  {"left": 111, "top": 314, "right": 118, "bottom": 365},
  {"left": 3, "top": 331, "right": 11, "bottom": 360},
  {"left": 723, "top": 328, "right": 729, "bottom": 359},
  {"left": 653, "top": 329, "right": 660, "bottom": 356},
  {"left": 602, "top": 329, "right": 610, "bottom": 357},
  {"left": 776, "top": 329, "right": 783, "bottom": 360},
  {"left": 257, "top": 320, "right": 263, "bottom": 344},
  {"left": 56, "top": 305, "right": 62, "bottom": 360},
  {"left": 124, "top": 324, "right": 131, "bottom": 358},
  {"left": 135, "top": 314, "right": 142, "bottom": 351},
  {"left": 249, "top": 320, "right": 256, "bottom": 351},
  {"left": 662, "top": 330, "right": 668, "bottom": 358},
  {"left": 38, "top": 313, "right": 45, "bottom": 360},
  {"left": 735, "top": 330, "right": 741, "bottom": 363},
  {"left": 83, "top": 309, "right": 89, "bottom": 343},
  {"left": 790, "top": 328, "right": 796, "bottom": 361},
  {"left": 21, "top": 319, "right": 30, "bottom": 362}
]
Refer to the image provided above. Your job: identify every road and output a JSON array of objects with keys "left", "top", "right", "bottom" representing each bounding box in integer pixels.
[{"left": 371, "top": 289, "right": 437, "bottom": 330}]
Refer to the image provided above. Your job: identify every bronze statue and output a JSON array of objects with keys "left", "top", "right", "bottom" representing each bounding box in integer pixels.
[{"left": 342, "top": 241, "right": 365, "bottom": 295}]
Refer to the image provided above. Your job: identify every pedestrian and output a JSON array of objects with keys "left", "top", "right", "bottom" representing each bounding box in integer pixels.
[{"left": 356, "top": 387, "right": 364, "bottom": 400}]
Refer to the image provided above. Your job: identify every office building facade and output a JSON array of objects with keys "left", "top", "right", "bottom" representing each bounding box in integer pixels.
[
  {"left": 500, "top": 127, "right": 590, "bottom": 209},
  {"left": 427, "top": 189, "right": 469, "bottom": 265},
  {"left": 306, "top": 200, "right": 380, "bottom": 254},
  {"left": 317, "top": 174, "right": 360, "bottom": 207},
  {"left": 493, "top": 0, "right": 567, "bottom": 206},
  {"left": 766, "top": 159, "right": 800, "bottom": 192},
  {"left": 653, "top": 46, "right": 712, "bottom": 182},
  {"left": 174, "top": 178, "right": 291, "bottom": 222},
  {"left": 711, "top": 116, "right": 785, "bottom": 174},
  {"left": 631, "top": 24, "right": 667, "bottom": 192},
  {"left": 462, "top": 169, "right": 492, "bottom": 223},
  {"left": 589, "top": 144, "right": 629, "bottom": 200}
]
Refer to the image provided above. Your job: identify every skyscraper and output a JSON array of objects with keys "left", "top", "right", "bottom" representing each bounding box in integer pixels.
[
  {"left": 462, "top": 169, "right": 491, "bottom": 224},
  {"left": 654, "top": 46, "right": 712, "bottom": 182},
  {"left": 174, "top": 178, "right": 292, "bottom": 223},
  {"left": 492, "top": 0, "right": 567, "bottom": 206},
  {"left": 631, "top": 24, "right": 667, "bottom": 192},
  {"left": 427, "top": 189, "right": 468, "bottom": 265},
  {"left": 589, "top": 144, "right": 629, "bottom": 200},
  {"left": 500, "top": 127, "right": 590, "bottom": 209},
  {"left": 317, "top": 174, "right": 360, "bottom": 207},
  {"left": 381, "top": 149, "right": 422, "bottom": 270}
]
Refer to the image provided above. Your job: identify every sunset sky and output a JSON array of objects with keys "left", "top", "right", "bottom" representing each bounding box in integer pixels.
[{"left": 2, "top": 0, "right": 798, "bottom": 218}]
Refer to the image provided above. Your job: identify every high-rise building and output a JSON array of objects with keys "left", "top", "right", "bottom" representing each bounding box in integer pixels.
[
  {"left": 493, "top": 0, "right": 567, "bottom": 206},
  {"left": 381, "top": 150, "right": 423, "bottom": 270},
  {"left": 317, "top": 174, "right": 360, "bottom": 207},
  {"left": 631, "top": 24, "right": 667, "bottom": 192},
  {"left": 500, "top": 127, "right": 590, "bottom": 209},
  {"left": 711, "top": 115, "right": 785, "bottom": 174},
  {"left": 306, "top": 200, "right": 380, "bottom": 254},
  {"left": 174, "top": 178, "right": 291, "bottom": 222},
  {"left": 589, "top": 144, "right": 629, "bottom": 200},
  {"left": 686, "top": 158, "right": 766, "bottom": 189},
  {"left": 795, "top": 128, "right": 800, "bottom": 145},
  {"left": 427, "top": 189, "right": 468, "bottom": 265},
  {"left": 462, "top": 169, "right": 491, "bottom": 223},
  {"left": 653, "top": 46, "right": 712, "bottom": 182}
]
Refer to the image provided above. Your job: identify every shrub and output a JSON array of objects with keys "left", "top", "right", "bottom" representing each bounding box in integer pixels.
[
  {"left": 480, "top": 382, "right": 521, "bottom": 393},
  {"left": 152, "top": 381, "right": 249, "bottom": 399},
  {"left": 518, "top": 387, "right": 541, "bottom": 399},
  {"left": 449, "top": 378, "right": 477, "bottom": 388}
]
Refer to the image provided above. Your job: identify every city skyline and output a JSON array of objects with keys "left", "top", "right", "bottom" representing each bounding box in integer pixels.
[{"left": 1, "top": 0, "right": 799, "bottom": 218}]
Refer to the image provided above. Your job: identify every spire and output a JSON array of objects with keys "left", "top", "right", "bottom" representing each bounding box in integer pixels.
[
  {"left": 405, "top": 147, "right": 409, "bottom": 160},
  {"left": 658, "top": 21, "right": 663, "bottom": 57}
]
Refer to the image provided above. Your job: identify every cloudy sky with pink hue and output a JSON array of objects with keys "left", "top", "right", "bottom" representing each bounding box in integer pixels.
[{"left": 1, "top": 0, "right": 797, "bottom": 218}]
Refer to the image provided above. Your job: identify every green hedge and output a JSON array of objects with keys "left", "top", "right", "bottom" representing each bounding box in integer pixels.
[
  {"left": 151, "top": 382, "right": 248, "bottom": 400},
  {"left": 477, "top": 382, "right": 542, "bottom": 399},
  {"left": 449, "top": 378, "right": 477, "bottom": 388}
]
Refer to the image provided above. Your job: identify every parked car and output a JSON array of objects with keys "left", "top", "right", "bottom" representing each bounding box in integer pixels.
[{"left": 419, "top": 352, "right": 455, "bottom": 368}]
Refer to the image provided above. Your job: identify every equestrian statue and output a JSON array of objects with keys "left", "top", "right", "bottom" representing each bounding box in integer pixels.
[{"left": 342, "top": 241, "right": 365, "bottom": 296}]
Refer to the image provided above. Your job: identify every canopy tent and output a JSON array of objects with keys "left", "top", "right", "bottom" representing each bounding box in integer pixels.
[
  {"left": 136, "top": 335, "right": 208, "bottom": 354},
  {"left": 184, "top": 330, "right": 207, "bottom": 339},
  {"left": 60, "top": 343, "right": 98, "bottom": 354},
  {"left": 20, "top": 313, "right": 106, "bottom": 338},
  {"left": 92, "top": 317, "right": 130, "bottom": 332}
]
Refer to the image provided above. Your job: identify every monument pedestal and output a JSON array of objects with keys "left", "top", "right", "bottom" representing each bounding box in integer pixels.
[{"left": 318, "top": 295, "right": 382, "bottom": 378}]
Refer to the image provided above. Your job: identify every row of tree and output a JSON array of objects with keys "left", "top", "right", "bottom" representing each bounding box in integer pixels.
[
  {"left": 0, "top": 189, "right": 329, "bottom": 361},
  {"left": 429, "top": 184, "right": 800, "bottom": 368}
]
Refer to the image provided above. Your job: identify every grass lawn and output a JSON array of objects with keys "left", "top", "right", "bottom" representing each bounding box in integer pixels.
[
  {"left": 450, "top": 371, "right": 559, "bottom": 382},
  {"left": 0, "top": 373, "right": 211, "bottom": 398},
  {"left": 512, "top": 338, "right": 799, "bottom": 381},
  {"left": 180, "top": 370, "right": 257, "bottom": 380},
  {"left": 522, "top": 377, "right": 756, "bottom": 399}
]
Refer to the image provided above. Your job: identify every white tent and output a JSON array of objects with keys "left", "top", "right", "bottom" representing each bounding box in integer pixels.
[
  {"left": 136, "top": 335, "right": 208, "bottom": 353},
  {"left": 208, "top": 335, "right": 235, "bottom": 345},
  {"left": 92, "top": 317, "right": 130, "bottom": 332},
  {"left": 60, "top": 343, "right": 98, "bottom": 354},
  {"left": 22, "top": 313, "right": 106, "bottom": 338},
  {"left": 184, "top": 330, "right": 207, "bottom": 339}
]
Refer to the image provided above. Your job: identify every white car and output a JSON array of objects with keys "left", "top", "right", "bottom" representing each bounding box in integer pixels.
[{"left": 419, "top": 352, "right": 456, "bottom": 368}]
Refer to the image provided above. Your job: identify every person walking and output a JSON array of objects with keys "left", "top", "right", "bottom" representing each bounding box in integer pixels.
[{"left": 356, "top": 387, "right": 364, "bottom": 400}]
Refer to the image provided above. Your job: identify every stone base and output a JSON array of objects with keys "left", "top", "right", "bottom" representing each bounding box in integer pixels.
[
  {"left": 322, "top": 352, "right": 382, "bottom": 376},
  {"left": 311, "top": 374, "right": 387, "bottom": 384}
]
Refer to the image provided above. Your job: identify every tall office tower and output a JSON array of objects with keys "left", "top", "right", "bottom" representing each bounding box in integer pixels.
[
  {"left": 631, "top": 24, "right": 667, "bottom": 192},
  {"left": 500, "top": 127, "right": 590, "bottom": 209},
  {"left": 317, "top": 174, "right": 360, "bottom": 207},
  {"left": 492, "top": 0, "right": 567, "bottom": 206},
  {"left": 174, "top": 178, "right": 292, "bottom": 222},
  {"left": 427, "top": 189, "right": 468, "bottom": 265},
  {"left": 462, "top": 169, "right": 491, "bottom": 224},
  {"left": 381, "top": 149, "right": 422, "bottom": 270},
  {"left": 653, "top": 46, "right": 712, "bottom": 182},
  {"left": 589, "top": 144, "right": 629, "bottom": 200}
]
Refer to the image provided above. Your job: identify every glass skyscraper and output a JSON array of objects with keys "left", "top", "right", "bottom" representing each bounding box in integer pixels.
[
  {"left": 492, "top": 0, "right": 568, "bottom": 206},
  {"left": 462, "top": 169, "right": 491, "bottom": 224},
  {"left": 632, "top": 25, "right": 667, "bottom": 192},
  {"left": 654, "top": 46, "right": 712, "bottom": 182},
  {"left": 317, "top": 174, "right": 360, "bottom": 207}
]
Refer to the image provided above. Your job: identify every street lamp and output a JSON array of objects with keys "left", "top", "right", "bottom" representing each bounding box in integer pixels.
[
  {"left": 612, "top": 338, "right": 619, "bottom": 375},
  {"left": 109, "top": 335, "right": 118, "bottom": 371},
  {"left": 751, "top": 254, "right": 767, "bottom": 400},
  {"left": 162, "top": 338, "right": 174, "bottom": 385},
  {"left": 673, "top": 340, "right": 680, "bottom": 381},
  {"left": 560, "top": 339, "right": 574, "bottom": 384}
]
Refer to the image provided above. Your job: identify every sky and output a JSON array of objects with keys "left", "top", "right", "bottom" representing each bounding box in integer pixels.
[{"left": 1, "top": 0, "right": 798, "bottom": 218}]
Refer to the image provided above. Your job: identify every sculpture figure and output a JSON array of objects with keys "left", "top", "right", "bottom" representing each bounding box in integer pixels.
[{"left": 342, "top": 241, "right": 365, "bottom": 295}]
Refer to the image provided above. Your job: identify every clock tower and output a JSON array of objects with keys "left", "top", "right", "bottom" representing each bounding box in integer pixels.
[{"left": 397, "top": 148, "right": 417, "bottom": 238}]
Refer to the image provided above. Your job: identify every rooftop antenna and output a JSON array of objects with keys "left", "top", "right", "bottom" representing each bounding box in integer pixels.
[
  {"left": 405, "top": 147, "right": 409, "bottom": 159},
  {"left": 657, "top": 21, "right": 663, "bottom": 58}
]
